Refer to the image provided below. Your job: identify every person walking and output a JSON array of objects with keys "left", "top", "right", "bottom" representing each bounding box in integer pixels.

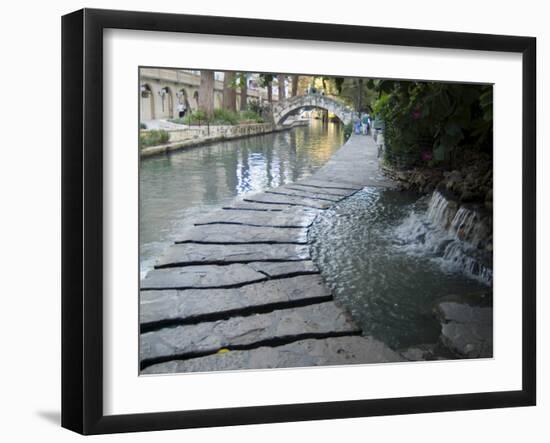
[
  {"left": 177, "top": 102, "right": 187, "bottom": 119},
  {"left": 362, "top": 113, "right": 370, "bottom": 135}
]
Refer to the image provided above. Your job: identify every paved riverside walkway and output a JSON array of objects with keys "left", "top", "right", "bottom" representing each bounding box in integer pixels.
[{"left": 140, "top": 134, "right": 402, "bottom": 374}]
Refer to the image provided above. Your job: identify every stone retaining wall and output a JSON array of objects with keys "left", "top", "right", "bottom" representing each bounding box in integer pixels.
[{"left": 140, "top": 121, "right": 303, "bottom": 158}]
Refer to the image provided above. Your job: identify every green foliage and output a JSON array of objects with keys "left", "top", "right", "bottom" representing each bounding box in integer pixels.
[
  {"left": 343, "top": 122, "right": 353, "bottom": 140},
  {"left": 372, "top": 80, "right": 493, "bottom": 169},
  {"left": 169, "top": 108, "right": 263, "bottom": 125},
  {"left": 258, "top": 73, "right": 275, "bottom": 88},
  {"left": 213, "top": 108, "right": 240, "bottom": 125},
  {"left": 139, "top": 130, "right": 170, "bottom": 148},
  {"left": 169, "top": 110, "right": 208, "bottom": 125},
  {"left": 239, "top": 109, "right": 264, "bottom": 123}
]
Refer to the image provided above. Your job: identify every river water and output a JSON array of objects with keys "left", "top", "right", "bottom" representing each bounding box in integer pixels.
[
  {"left": 139, "top": 120, "right": 344, "bottom": 276},
  {"left": 309, "top": 188, "right": 490, "bottom": 350}
]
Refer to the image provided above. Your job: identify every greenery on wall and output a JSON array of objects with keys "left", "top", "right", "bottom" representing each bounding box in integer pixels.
[{"left": 370, "top": 79, "right": 493, "bottom": 169}]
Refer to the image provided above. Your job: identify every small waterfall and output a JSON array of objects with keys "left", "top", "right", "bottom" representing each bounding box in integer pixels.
[
  {"left": 394, "top": 190, "right": 492, "bottom": 285},
  {"left": 427, "top": 191, "right": 457, "bottom": 230}
]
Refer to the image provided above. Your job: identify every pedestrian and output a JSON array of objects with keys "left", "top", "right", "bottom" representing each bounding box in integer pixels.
[
  {"left": 362, "top": 113, "right": 370, "bottom": 135},
  {"left": 177, "top": 102, "right": 186, "bottom": 119}
]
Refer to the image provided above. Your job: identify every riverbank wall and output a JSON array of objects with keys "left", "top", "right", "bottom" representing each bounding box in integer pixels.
[{"left": 140, "top": 119, "right": 308, "bottom": 158}]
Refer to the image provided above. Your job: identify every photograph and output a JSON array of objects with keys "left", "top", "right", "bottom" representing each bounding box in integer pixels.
[{"left": 138, "top": 68, "right": 494, "bottom": 375}]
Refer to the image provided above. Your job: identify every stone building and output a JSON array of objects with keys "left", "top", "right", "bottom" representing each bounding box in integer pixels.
[{"left": 139, "top": 68, "right": 275, "bottom": 122}]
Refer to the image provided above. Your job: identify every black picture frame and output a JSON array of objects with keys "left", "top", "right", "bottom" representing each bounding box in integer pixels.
[{"left": 62, "top": 8, "right": 536, "bottom": 435}]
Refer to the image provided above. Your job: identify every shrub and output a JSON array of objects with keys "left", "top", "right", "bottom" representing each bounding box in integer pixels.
[
  {"left": 213, "top": 108, "right": 240, "bottom": 125},
  {"left": 139, "top": 130, "right": 170, "bottom": 148},
  {"left": 372, "top": 80, "right": 492, "bottom": 169},
  {"left": 343, "top": 122, "right": 353, "bottom": 140},
  {"left": 239, "top": 109, "right": 264, "bottom": 123}
]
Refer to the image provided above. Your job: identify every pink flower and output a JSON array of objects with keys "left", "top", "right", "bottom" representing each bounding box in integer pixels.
[{"left": 412, "top": 108, "right": 421, "bottom": 120}]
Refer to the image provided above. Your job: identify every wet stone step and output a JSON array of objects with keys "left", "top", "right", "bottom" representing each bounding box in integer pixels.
[
  {"left": 141, "top": 264, "right": 267, "bottom": 290},
  {"left": 193, "top": 208, "right": 317, "bottom": 228},
  {"left": 142, "top": 336, "right": 405, "bottom": 374},
  {"left": 140, "top": 302, "right": 361, "bottom": 364},
  {"left": 284, "top": 184, "right": 356, "bottom": 197},
  {"left": 155, "top": 243, "right": 311, "bottom": 268},
  {"left": 222, "top": 201, "right": 290, "bottom": 211},
  {"left": 265, "top": 188, "right": 342, "bottom": 202},
  {"left": 248, "top": 260, "right": 319, "bottom": 278},
  {"left": 174, "top": 224, "right": 309, "bottom": 244},
  {"left": 295, "top": 178, "right": 363, "bottom": 191},
  {"left": 140, "top": 274, "right": 332, "bottom": 327},
  {"left": 243, "top": 193, "right": 332, "bottom": 209}
]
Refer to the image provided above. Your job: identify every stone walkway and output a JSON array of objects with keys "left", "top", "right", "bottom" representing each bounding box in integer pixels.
[{"left": 140, "top": 134, "right": 402, "bottom": 374}]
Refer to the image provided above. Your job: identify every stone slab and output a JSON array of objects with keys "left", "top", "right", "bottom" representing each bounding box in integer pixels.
[
  {"left": 175, "top": 224, "right": 309, "bottom": 244},
  {"left": 155, "top": 243, "right": 311, "bottom": 268},
  {"left": 248, "top": 260, "right": 319, "bottom": 278},
  {"left": 284, "top": 184, "right": 356, "bottom": 197},
  {"left": 244, "top": 193, "right": 332, "bottom": 210},
  {"left": 193, "top": 208, "right": 317, "bottom": 228},
  {"left": 140, "top": 274, "right": 332, "bottom": 326},
  {"left": 140, "top": 302, "right": 361, "bottom": 363},
  {"left": 222, "top": 201, "right": 290, "bottom": 211},
  {"left": 142, "top": 336, "right": 404, "bottom": 374},
  {"left": 141, "top": 264, "right": 266, "bottom": 290},
  {"left": 296, "top": 178, "right": 363, "bottom": 191},
  {"left": 265, "top": 188, "right": 342, "bottom": 202}
]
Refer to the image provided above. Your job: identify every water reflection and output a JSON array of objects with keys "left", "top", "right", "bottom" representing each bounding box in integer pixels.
[{"left": 139, "top": 120, "right": 344, "bottom": 276}]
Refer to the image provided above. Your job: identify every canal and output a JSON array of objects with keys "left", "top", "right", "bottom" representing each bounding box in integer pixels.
[{"left": 140, "top": 120, "right": 345, "bottom": 276}]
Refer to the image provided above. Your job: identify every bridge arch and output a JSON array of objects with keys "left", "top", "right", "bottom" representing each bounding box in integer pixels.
[{"left": 271, "top": 95, "right": 356, "bottom": 125}]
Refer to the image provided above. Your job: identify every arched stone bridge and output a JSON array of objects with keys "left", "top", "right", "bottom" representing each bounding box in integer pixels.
[{"left": 271, "top": 95, "right": 357, "bottom": 125}]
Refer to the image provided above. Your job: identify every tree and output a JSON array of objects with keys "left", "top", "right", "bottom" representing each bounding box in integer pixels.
[
  {"left": 338, "top": 77, "right": 377, "bottom": 112},
  {"left": 277, "top": 74, "right": 286, "bottom": 101},
  {"left": 238, "top": 73, "right": 248, "bottom": 111},
  {"left": 198, "top": 70, "right": 215, "bottom": 119},
  {"left": 259, "top": 74, "right": 274, "bottom": 103},
  {"left": 222, "top": 71, "right": 237, "bottom": 112},
  {"left": 291, "top": 75, "right": 299, "bottom": 96}
]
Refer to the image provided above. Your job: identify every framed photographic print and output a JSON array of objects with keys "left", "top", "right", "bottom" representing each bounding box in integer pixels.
[{"left": 62, "top": 8, "right": 536, "bottom": 435}]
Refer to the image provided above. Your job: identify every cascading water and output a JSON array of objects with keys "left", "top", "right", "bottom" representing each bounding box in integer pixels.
[
  {"left": 394, "top": 190, "right": 493, "bottom": 285},
  {"left": 309, "top": 187, "right": 491, "bottom": 350}
]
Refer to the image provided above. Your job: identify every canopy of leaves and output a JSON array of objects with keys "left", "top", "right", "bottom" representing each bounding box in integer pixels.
[{"left": 372, "top": 80, "right": 493, "bottom": 169}]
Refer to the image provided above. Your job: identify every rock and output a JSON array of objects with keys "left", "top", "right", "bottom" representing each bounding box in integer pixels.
[
  {"left": 435, "top": 302, "right": 493, "bottom": 325},
  {"left": 140, "top": 302, "right": 361, "bottom": 363},
  {"left": 444, "top": 170, "right": 463, "bottom": 194},
  {"left": 399, "top": 344, "right": 438, "bottom": 361},
  {"left": 434, "top": 301, "right": 493, "bottom": 358},
  {"left": 440, "top": 322, "right": 493, "bottom": 358},
  {"left": 142, "top": 336, "right": 404, "bottom": 374}
]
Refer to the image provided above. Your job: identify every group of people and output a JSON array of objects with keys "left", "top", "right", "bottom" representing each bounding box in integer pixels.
[{"left": 354, "top": 112, "right": 371, "bottom": 135}]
